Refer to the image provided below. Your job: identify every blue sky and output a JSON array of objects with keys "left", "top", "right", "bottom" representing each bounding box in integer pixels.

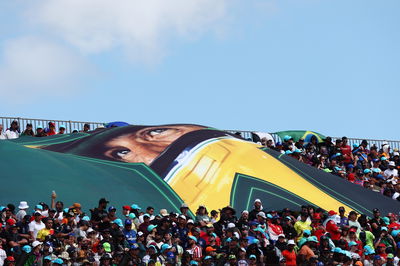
[{"left": 0, "top": 0, "right": 399, "bottom": 139}]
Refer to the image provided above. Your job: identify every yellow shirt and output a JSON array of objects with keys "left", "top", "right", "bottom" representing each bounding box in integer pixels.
[
  {"left": 294, "top": 220, "right": 312, "bottom": 239},
  {"left": 37, "top": 228, "right": 51, "bottom": 241}
]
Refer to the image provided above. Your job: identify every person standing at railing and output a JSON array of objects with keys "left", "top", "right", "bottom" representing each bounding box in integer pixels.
[
  {"left": 4, "top": 120, "right": 19, "bottom": 139},
  {"left": 21, "top": 123, "right": 35, "bottom": 137},
  {"left": 0, "top": 124, "right": 6, "bottom": 140}
]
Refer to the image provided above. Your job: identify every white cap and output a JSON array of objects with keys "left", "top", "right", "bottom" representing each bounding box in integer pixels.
[
  {"left": 394, "top": 152, "right": 399, "bottom": 156},
  {"left": 242, "top": 210, "right": 249, "bottom": 214},
  {"left": 227, "top": 223, "right": 236, "bottom": 229},
  {"left": 18, "top": 201, "right": 29, "bottom": 209},
  {"left": 278, "top": 234, "right": 286, "bottom": 238},
  {"left": 178, "top": 215, "right": 186, "bottom": 220},
  {"left": 288, "top": 240, "right": 296, "bottom": 245},
  {"left": 254, "top": 199, "right": 262, "bottom": 203},
  {"left": 187, "top": 219, "right": 194, "bottom": 224},
  {"left": 257, "top": 211, "right": 266, "bottom": 219},
  {"left": 389, "top": 161, "right": 396, "bottom": 167},
  {"left": 32, "top": 241, "right": 42, "bottom": 248},
  {"left": 137, "top": 231, "right": 144, "bottom": 236}
]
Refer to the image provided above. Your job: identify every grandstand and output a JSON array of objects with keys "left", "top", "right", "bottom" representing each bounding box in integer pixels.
[{"left": 2, "top": 116, "right": 400, "bottom": 150}]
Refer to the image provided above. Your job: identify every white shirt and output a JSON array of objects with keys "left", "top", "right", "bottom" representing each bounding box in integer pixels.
[
  {"left": 0, "top": 248, "right": 6, "bottom": 266},
  {"left": 5, "top": 130, "right": 19, "bottom": 139},
  {"left": 16, "top": 209, "right": 27, "bottom": 222},
  {"left": 29, "top": 220, "right": 45, "bottom": 238},
  {"left": 0, "top": 132, "right": 5, "bottom": 140},
  {"left": 384, "top": 168, "right": 398, "bottom": 178}
]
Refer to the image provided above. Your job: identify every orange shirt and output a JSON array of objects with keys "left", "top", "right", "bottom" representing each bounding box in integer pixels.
[
  {"left": 282, "top": 249, "right": 297, "bottom": 265},
  {"left": 298, "top": 245, "right": 315, "bottom": 261}
]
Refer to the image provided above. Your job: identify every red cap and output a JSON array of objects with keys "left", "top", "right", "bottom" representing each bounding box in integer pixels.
[
  {"left": 122, "top": 205, "right": 131, "bottom": 210},
  {"left": 205, "top": 246, "right": 216, "bottom": 252},
  {"left": 349, "top": 228, "right": 357, "bottom": 233},
  {"left": 378, "top": 243, "right": 386, "bottom": 247},
  {"left": 6, "top": 218, "right": 16, "bottom": 226},
  {"left": 328, "top": 210, "right": 337, "bottom": 216},
  {"left": 313, "top": 213, "right": 321, "bottom": 220},
  {"left": 6, "top": 256, "right": 15, "bottom": 262}
]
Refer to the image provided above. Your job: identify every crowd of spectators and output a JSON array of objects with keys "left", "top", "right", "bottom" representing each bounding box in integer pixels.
[
  {"left": 260, "top": 135, "right": 400, "bottom": 201},
  {"left": 0, "top": 121, "right": 90, "bottom": 140},
  {"left": 1, "top": 196, "right": 400, "bottom": 266}
]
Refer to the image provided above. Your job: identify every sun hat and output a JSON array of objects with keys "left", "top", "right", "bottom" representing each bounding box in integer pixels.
[{"left": 18, "top": 201, "right": 29, "bottom": 209}]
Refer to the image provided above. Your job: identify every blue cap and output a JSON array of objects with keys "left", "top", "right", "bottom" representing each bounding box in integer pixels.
[
  {"left": 44, "top": 256, "right": 52, "bottom": 261},
  {"left": 63, "top": 208, "right": 69, "bottom": 213},
  {"left": 373, "top": 255, "right": 382, "bottom": 260},
  {"left": 373, "top": 158, "right": 379, "bottom": 162},
  {"left": 190, "top": 261, "right": 198, "bottom": 265},
  {"left": 381, "top": 226, "right": 388, "bottom": 231},
  {"left": 348, "top": 241, "right": 357, "bottom": 247},
  {"left": 352, "top": 144, "right": 359, "bottom": 148},
  {"left": 35, "top": 205, "right": 43, "bottom": 210},
  {"left": 391, "top": 230, "right": 400, "bottom": 237},
  {"left": 283, "top": 135, "right": 292, "bottom": 141},
  {"left": 364, "top": 245, "right": 375, "bottom": 255},
  {"left": 204, "top": 256, "right": 212, "bottom": 260},
  {"left": 52, "top": 258, "right": 64, "bottom": 264},
  {"left": 333, "top": 247, "right": 342, "bottom": 253},
  {"left": 125, "top": 219, "right": 132, "bottom": 225},
  {"left": 347, "top": 164, "right": 354, "bottom": 168},
  {"left": 225, "top": 237, "right": 232, "bottom": 242},
  {"left": 376, "top": 174, "right": 384, "bottom": 179},
  {"left": 82, "top": 216, "right": 90, "bottom": 221},
  {"left": 160, "top": 243, "right": 172, "bottom": 253},
  {"left": 22, "top": 245, "right": 32, "bottom": 253},
  {"left": 108, "top": 206, "right": 116, "bottom": 212},
  {"left": 59, "top": 125, "right": 66, "bottom": 129},
  {"left": 363, "top": 169, "right": 371, "bottom": 174},
  {"left": 128, "top": 213, "right": 136, "bottom": 219},
  {"left": 303, "top": 229, "right": 311, "bottom": 236},
  {"left": 294, "top": 149, "right": 302, "bottom": 153},
  {"left": 381, "top": 156, "right": 387, "bottom": 161},
  {"left": 131, "top": 204, "right": 141, "bottom": 210},
  {"left": 250, "top": 238, "right": 259, "bottom": 244},
  {"left": 307, "top": 236, "right": 318, "bottom": 243},
  {"left": 147, "top": 224, "right": 157, "bottom": 232},
  {"left": 285, "top": 150, "right": 293, "bottom": 155},
  {"left": 249, "top": 254, "right": 256, "bottom": 259},
  {"left": 373, "top": 168, "right": 381, "bottom": 173},
  {"left": 188, "top": 236, "right": 197, "bottom": 242},
  {"left": 112, "top": 218, "right": 123, "bottom": 227},
  {"left": 276, "top": 142, "right": 282, "bottom": 146}
]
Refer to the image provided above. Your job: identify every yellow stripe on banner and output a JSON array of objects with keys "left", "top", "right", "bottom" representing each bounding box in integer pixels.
[{"left": 168, "top": 138, "right": 355, "bottom": 213}]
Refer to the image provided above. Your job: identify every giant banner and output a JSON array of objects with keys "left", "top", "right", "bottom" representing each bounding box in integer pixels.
[{"left": 0, "top": 125, "right": 397, "bottom": 216}]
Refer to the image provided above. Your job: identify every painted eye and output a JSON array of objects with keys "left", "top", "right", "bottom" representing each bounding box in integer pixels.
[
  {"left": 112, "top": 149, "right": 130, "bottom": 159},
  {"left": 148, "top": 128, "right": 168, "bottom": 136}
]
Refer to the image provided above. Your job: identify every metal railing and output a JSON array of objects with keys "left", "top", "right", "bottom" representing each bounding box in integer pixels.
[
  {"left": 1, "top": 116, "right": 400, "bottom": 150},
  {"left": 0, "top": 117, "right": 104, "bottom": 134},
  {"left": 226, "top": 130, "right": 400, "bottom": 151}
]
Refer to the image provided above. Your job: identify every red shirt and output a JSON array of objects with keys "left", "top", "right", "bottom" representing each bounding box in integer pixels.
[
  {"left": 388, "top": 222, "right": 400, "bottom": 230},
  {"left": 341, "top": 144, "right": 352, "bottom": 163},
  {"left": 282, "top": 250, "right": 297, "bottom": 265},
  {"left": 326, "top": 220, "right": 341, "bottom": 240}
]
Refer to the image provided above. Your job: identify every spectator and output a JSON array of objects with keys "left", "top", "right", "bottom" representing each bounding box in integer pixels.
[
  {"left": 83, "top": 123, "right": 90, "bottom": 133},
  {"left": 58, "top": 125, "right": 66, "bottom": 134},
  {"left": 4, "top": 120, "right": 19, "bottom": 139},
  {"left": 46, "top": 122, "right": 57, "bottom": 136},
  {"left": 35, "top": 125, "right": 47, "bottom": 137},
  {"left": 0, "top": 124, "right": 5, "bottom": 140},
  {"left": 20, "top": 123, "right": 34, "bottom": 137}
]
